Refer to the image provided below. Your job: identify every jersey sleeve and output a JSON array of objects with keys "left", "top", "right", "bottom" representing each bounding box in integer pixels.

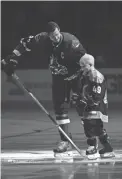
[{"left": 69, "top": 36, "right": 86, "bottom": 62}]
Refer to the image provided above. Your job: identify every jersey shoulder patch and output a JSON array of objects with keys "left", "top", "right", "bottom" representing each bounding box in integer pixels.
[
  {"left": 62, "top": 32, "right": 80, "bottom": 48},
  {"left": 89, "top": 69, "right": 104, "bottom": 83},
  {"left": 72, "top": 39, "right": 80, "bottom": 48}
]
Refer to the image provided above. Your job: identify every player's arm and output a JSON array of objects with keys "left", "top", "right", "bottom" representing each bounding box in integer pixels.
[
  {"left": 70, "top": 75, "right": 85, "bottom": 105},
  {"left": 70, "top": 37, "right": 86, "bottom": 62},
  {"left": 64, "top": 38, "right": 86, "bottom": 81},
  {"left": 1, "top": 32, "right": 48, "bottom": 76},
  {"left": 13, "top": 32, "right": 48, "bottom": 56}
]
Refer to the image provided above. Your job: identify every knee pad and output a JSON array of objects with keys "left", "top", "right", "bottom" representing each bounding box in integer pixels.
[
  {"left": 58, "top": 124, "right": 72, "bottom": 141},
  {"left": 87, "top": 137, "right": 97, "bottom": 146}
]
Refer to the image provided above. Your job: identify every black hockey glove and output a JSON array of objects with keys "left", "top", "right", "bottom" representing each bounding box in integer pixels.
[
  {"left": 49, "top": 55, "right": 68, "bottom": 75},
  {"left": 75, "top": 97, "right": 87, "bottom": 116},
  {"left": 71, "top": 93, "right": 87, "bottom": 105},
  {"left": 1, "top": 55, "right": 18, "bottom": 76},
  {"left": 70, "top": 93, "right": 87, "bottom": 116},
  {"left": 49, "top": 64, "right": 68, "bottom": 75},
  {"left": 64, "top": 69, "right": 82, "bottom": 81},
  {"left": 71, "top": 93, "right": 79, "bottom": 105}
]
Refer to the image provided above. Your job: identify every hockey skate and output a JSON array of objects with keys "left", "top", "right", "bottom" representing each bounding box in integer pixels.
[
  {"left": 53, "top": 141, "right": 72, "bottom": 153},
  {"left": 99, "top": 144, "right": 115, "bottom": 158},
  {"left": 86, "top": 146, "right": 100, "bottom": 160}
]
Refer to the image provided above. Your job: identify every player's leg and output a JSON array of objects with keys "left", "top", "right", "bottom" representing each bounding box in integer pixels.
[
  {"left": 97, "top": 120, "right": 114, "bottom": 158},
  {"left": 52, "top": 75, "right": 72, "bottom": 152},
  {"left": 83, "top": 119, "right": 99, "bottom": 159}
]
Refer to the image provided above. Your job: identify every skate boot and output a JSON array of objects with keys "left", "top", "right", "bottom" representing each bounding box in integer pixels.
[
  {"left": 86, "top": 137, "right": 99, "bottom": 160},
  {"left": 86, "top": 146, "right": 100, "bottom": 160},
  {"left": 54, "top": 122, "right": 72, "bottom": 153},
  {"left": 53, "top": 141, "right": 72, "bottom": 153},
  {"left": 99, "top": 133, "right": 115, "bottom": 158},
  {"left": 99, "top": 144, "right": 115, "bottom": 158}
]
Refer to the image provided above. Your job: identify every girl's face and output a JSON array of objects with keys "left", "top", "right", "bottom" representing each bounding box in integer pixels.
[{"left": 80, "top": 61, "right": 91, "bottom": 75}]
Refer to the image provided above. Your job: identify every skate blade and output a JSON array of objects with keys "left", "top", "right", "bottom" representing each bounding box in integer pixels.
[
  {"left": 100, "top": 152, "right": 115, "bottom": 158},
  {"left": 54, "top": 157, "right": 74, "bottom": 163},
  {"left": 54, "top": 151, "right": 74, "bottom": 163},
  {"left": 54, "top": 151, "right": 73, "bottom": 158}
]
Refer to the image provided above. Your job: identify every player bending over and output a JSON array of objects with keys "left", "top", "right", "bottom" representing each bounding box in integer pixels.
[
  {"left": 2, "top": 21, "right": 94, "bottom": 153},
  {"left": 75, "top": 54, "right": 115, "bottom": 159}
]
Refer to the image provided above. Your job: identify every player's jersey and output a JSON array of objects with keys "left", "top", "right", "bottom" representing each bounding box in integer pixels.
[
  {"left": 49, "top": 32, "right": 86, "bottom": 77},
  {"left": 13, "top": 32, "right": 86, "bottom": 77},
  {"left": 78, "top": 68, "right": 108, "bottom": 123}
]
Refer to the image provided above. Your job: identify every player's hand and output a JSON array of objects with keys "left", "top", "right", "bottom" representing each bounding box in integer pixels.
[
  {"left": 79, "top": 98, "right": 87, "bottom": 105},
  {"left": 58, "top": 66, "right": 68, "bottom": 75},
  {"left": 75, "top": 97, "right": 87, "bottom": 116},
  {"left": 64, "top": 74, "right": 77, "bottom": 81},
  {"left": 1, "top": 58, "right": 18, "bottom": 76},
  {"left": 49, "top": 64, "right": 68, "bottom": 75},
  {"left": 71, "top": 93, "right": 79, "bottom": 104}
]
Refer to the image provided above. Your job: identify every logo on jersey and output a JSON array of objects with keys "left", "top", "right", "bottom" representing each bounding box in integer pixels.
[
  {"left": 61, "top": 52, "right": 64, "bottom": 59},
  {"left": 72, "top": 40, "right": 80, "bottom": 48}
]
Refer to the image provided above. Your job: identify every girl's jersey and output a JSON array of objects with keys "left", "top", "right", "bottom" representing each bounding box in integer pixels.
[{"left": 78, "top": 68, "right": 108, "bottom": 123}]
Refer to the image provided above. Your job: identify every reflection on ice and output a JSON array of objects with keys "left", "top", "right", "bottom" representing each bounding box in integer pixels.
[
  {"left": 2, "top": 162, "right": 122, "bottom": 179},
  {"left": 57, "top": 162, "right": 116, "bottom": 179}
]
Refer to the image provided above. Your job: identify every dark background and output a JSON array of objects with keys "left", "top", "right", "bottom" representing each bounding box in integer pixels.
[{"left": 1, "top": 1, "right": 122, "bottom": 68}]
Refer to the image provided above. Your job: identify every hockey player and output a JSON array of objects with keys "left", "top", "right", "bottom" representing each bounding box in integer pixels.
[
  {"left": 2, "top": 21, "right": 92, "bottom": 153},
  {"left": 75, "top": 54, "right": 114, "bottom": 159}
]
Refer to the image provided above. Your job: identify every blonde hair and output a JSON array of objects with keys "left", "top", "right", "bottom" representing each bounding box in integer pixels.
[{"left": 80, "top": 54, "right": 95, "bottom": 66}]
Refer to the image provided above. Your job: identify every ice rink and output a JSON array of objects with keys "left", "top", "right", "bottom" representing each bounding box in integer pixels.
[{"left": 1, "top": 103, "right": 122, "bottom": 179}]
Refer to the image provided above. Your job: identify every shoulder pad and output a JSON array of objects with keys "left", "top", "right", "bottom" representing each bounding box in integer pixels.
[{"left": 89, "top": 69, "right": 104, "bottom": 83}]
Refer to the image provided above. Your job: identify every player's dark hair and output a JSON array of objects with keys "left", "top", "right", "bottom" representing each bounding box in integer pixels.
[{"left": 46, "top": 21, "right": 60, "bottom": 33}]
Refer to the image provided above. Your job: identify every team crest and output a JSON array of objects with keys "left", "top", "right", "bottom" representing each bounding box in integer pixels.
[{"left": 72, "top": 40, "right": 80, "bottom": 48}]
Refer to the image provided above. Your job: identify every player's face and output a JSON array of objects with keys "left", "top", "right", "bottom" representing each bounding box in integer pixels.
[
  {"left": 49, "top": 28, "right": 61, "bottom": 43},
  {"left": 80, "top": 61, "right": 91, "bottom": 75}
]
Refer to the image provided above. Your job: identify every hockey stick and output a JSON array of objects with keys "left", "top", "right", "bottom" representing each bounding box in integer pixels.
[{"left": 7, "top": 73, "right": 82, "bottom": 155}]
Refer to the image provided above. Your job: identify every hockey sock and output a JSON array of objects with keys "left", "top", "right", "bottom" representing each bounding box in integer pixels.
[
  {"left": 87, "top": 137, "right": 97, "bottom": 146},
  {"left": 59, "top": 124, "right": 71, "bottom": 141}
]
